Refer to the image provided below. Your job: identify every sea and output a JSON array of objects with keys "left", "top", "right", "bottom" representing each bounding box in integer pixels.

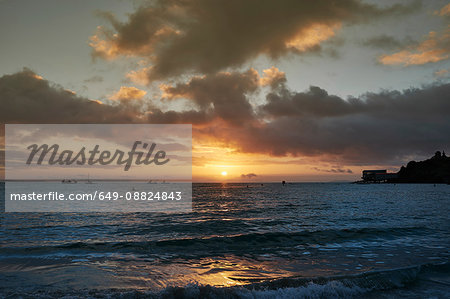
[{"left": 0, "top": 182, "right": 449, "bottom": 298}]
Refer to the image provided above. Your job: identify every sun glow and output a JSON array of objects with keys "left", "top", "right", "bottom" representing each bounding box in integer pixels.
[{"left": 221, "top": 171, "right": 228, "bottom": 176}]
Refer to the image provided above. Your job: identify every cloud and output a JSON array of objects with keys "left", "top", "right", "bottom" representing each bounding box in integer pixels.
[
  {"left": 147, "top": 108, "right": 213, "bottom": 125},
  {"left": 126, "top": 67, "right": 152, "bottom": 85},
  {"left": 285, "top": 23, "right": 341, "bottom": 52},
  {"left": 201, "top": 79, "right": 450, "bottom": 164},
  {"left": 160, "top": 69, "right": 260, "bottom": 125},
  {"left": 90, "top": 0, "right": 418, "bottom": 81},
  {"left": 312, "top": 167, "right": 353, "bottom": 174},
  {"left": 379, "top": 27, "right": 450, "bottom": 66},
  {"left": 83, "top": 75, "right": 104, "bottom": 83},
  {"left": 241, "top": 173, "right": 257, "bottom": 179},
  {"left": 361, "top": 35, "right": 415, "bottom": 50},
  {"left": 261, "top": 85, "right": 357, "bottom": 117},
  {"left": 109, "top": 86, "right": 147, "bottom": 101},
  {"left": 0, "top": 68, "right": 143, "bottom": 124},
  {"left": 260, "top": 67, "right": 287, "bottom": 89},
  {"left": 0, "top": 68, "right": 212, "bottom": 128},
  {"left": 435, "top": 3, "right": 450, "bottom": 17},
  {"left": 434, "top": 68, "right": 449, "bottom": 78},
  {"left": 89, "top": 27, "right": 122, "bottom": 60},
  {"left": 2, "top": 68, "right": 449, "bottom": 167}
]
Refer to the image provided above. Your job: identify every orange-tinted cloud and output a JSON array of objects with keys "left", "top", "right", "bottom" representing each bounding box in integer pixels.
[
  {"left": 286, "top": 23, "right": 341, "bottom": 52},
  {"left": 126, "top": 67, "right": 152, "bottom": 86},
  {"left": 379, "top": 27, "right": 450, "bottom": 66},
  {"left": 89, "top": 27, "right": 122, "bottom": 60},
  {"left": 109, "top": 86, "right": 147, "bottom": 101},
  {"left": 260, "top": 67, "right": 286, "bottom": 89},
  {"left": 435, "top": 3, "right": 450, "bottom": 17},
  {"left": 2, "top": 68, "right": 449, "bottom": 166},
  {"left": 89, "top": 0, "right": 418, "bottom": 81},
  {"left": 31, "top": 74, "right": 44, "bottom": 80}
]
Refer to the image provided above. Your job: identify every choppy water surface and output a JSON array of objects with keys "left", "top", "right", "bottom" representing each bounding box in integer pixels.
[{"left": 0, "top": 183, "right": 449, "bottom": 298}]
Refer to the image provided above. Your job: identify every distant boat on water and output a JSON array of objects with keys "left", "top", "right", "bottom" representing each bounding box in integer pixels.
[
  {"left": 148, "top": 179, "right": 167, "bottom": 184},
  {"left": 61, "top": 179, "right": 77, "bottom": 184},
  {"left": 86, "top": 174, "right": 94, "bottom": 184}
]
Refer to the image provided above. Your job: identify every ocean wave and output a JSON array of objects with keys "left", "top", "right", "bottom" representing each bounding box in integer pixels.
[
  {"left": 0, "top": 226, "right": 430, "bottom": 257},
  {"left": 1, "top": 262, "right": 448, "bottom": 298}
]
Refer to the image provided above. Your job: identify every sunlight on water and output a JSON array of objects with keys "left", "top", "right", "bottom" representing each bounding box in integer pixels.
[{"left": 0, "top": 182, "right": 449, "bottom": 297}]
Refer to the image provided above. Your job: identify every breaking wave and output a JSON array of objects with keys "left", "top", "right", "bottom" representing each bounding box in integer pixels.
[{"left": 1, "top": 262, "right": 448, "bottom": 298}]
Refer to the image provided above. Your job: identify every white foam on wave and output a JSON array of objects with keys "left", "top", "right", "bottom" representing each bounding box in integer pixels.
[{"left": 234, "top": 281, "right": 366, "bottom": 299}]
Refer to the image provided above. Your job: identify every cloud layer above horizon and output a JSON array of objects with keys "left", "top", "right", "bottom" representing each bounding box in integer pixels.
[{"left": 1, "top": 68, "right": 449, "bottom": 165}]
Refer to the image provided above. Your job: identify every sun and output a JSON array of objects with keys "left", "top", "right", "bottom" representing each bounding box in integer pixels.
[{"left": 221, "top": 171, "right": 228, "bottom": 176}]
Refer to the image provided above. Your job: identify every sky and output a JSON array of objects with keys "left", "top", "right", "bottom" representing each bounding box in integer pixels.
[
  {"left": 5, "top": 124, "right": 192, "bottom": 181},
  {"left": 1, "top": 0, "right": 449, "bottom": 182}
]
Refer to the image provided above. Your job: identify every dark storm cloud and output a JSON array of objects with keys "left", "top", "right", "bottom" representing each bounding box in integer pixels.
[
  {"left": 2, "top": 68, "right": 449, "bottom": 166},
  {"left": 90, "top": 0, "right": 419, "bottom": 81},
  {"left": 0, "top": 70, "right": 197, "bottom": 174},
  {"left": 161, "top": 69, "right": 259, "bottom": 125},
  {"left": 0, "top": 68, "right": 142, "bottom": 124},
  {"left": 261, "top": 84, "right": 450, "bottom": 121},
  {"left": 0, "top": 69, "right": 138, "bottom": 175},
  {"left": 147, "top": 108, "right": 213, "bottom": 125},
  {"left": 0, "top": 68, "right": 216, "bottom": 127},
  {"left": 262, "top": 86, "right": 358, "bottom": 117},
  {"left": 216, "top": 82, "right": 450, "bottom": 164}
]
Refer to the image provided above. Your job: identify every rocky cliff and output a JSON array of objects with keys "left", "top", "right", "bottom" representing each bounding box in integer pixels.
[{"left": 393, "top": 151, "right": 450, "bottom": 183}]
